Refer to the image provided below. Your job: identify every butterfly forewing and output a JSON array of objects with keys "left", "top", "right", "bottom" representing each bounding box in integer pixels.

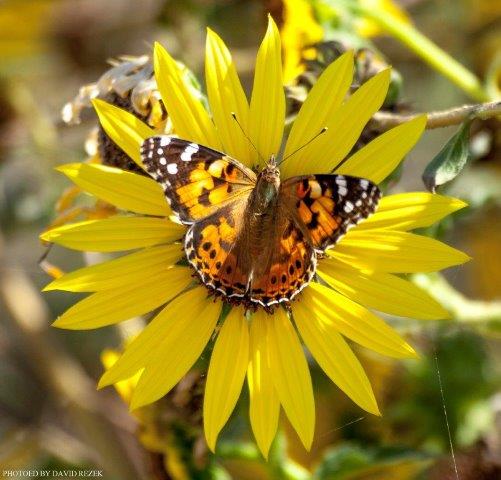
[
  {"left": 281, "top": 174, "right": 381, "bottom": 251},
  {"left": 140, "top": 136, "right": 256, "bottom": 223}
]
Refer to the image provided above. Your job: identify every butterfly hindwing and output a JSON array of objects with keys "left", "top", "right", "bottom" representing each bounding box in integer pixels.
[
  {"left": 248, "top": 211, "right": 316, "bottom": 306},
  {"left": 185, "top": 202, "right": 250, "bottom": 299},
  {"left": 141, "top": 136, "right": 256, "bottom": 223},
  {"left": 281, "top": 174, "right": 381, "bottom": 251}
]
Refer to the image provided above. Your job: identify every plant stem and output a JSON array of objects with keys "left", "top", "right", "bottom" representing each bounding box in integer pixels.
[
  {"left": 371, "top": 100, "right": 501, "bottom": 130},
  {"left": 217, "top": 438, "right": 310, "bottom": 480},
  {"left": 413, "top": 273, "right": 501, "bottom": 328},
  {"left": 354, "top": 4, "right": 490, "bottom": 102}
]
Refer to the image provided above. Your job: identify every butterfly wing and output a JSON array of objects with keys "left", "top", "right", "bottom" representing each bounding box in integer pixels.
[
  {"left": 141, "top": 136, "right": 257, "bottom": 299},
  {"left": 248, "top": 207, "right": 316, "bottom": 306},
  {"left": 248, "top": 174, "right": 380, "bottom": 307},
  {"left": 280, "top": 174, "right": 381, "bottom": 251},
  {"left": 141, "top": 136, "right": 256, "bottom": 223},
  {"left": 185, "top": 202, "right": 252, "bottom": 299}
]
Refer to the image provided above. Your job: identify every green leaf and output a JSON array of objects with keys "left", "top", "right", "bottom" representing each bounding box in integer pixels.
[
  {"left": 313, "top": 444, "right": 432, "bottom": 480},
  {"left": 422, "top": 120, "right": 472, "bottom": 193}
]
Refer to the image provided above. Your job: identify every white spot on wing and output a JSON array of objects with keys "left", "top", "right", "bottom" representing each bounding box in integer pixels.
[
  {"left": 167, "top": 163, "right": 178, "bottom": 174},
  {"left": 181, "top": 143, "right": 199, "bottom": 162},
  {"left": 310, "top": 182, "right": 322, "bottom": 199},
  {"left": 159, "top": 157, "right": 167, "bottom": 165},
  {"left": 160, "top": 137, "right": 171, "bottom": 146},
  {"left": 344, "top": 201, "right": 354, "bottom": 213},
  {"left": 336, "top": 176, "right": 347, "bottom": 188}
]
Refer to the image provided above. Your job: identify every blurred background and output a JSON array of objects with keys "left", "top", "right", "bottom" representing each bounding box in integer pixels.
[{"left": 0, "top": 0, "right": 500, "bottom": 479}]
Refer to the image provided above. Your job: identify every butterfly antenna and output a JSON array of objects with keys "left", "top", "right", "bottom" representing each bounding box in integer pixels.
[
  {"left": 277, "top": 127, "right": 328, "bottom": 166},
  {"left": 231, "top": 112, "right": 265, "bottom": 163}
]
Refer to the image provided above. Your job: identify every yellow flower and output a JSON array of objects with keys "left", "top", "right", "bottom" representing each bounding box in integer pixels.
[
  {"left": 281, "top": 0, "right": 324, "bottom": 83},
  {"left": 41, "top": 16, "right": 469, "bottom": 458},
  {"left": 0, "top": 0, "right": 55, "bottom": 61}
]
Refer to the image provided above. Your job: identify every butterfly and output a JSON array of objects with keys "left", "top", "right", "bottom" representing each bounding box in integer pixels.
[{"left": 141, "top": 136, "right": 381, "bottom": 310}]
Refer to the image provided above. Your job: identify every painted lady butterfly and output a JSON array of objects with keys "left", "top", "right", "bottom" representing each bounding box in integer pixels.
[{"left": 141, "top": 136, "right": 380, "bottom": 310}]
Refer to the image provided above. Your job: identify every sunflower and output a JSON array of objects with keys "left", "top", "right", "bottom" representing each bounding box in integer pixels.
[{"left": 41, "top": 16, "right": 469, "bottom": 458}]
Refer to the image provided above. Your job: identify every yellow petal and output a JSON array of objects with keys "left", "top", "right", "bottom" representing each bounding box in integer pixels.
[
  {"left": 282, "top": 51, "right": 354, "bottom": 178},
  {"left": 101, "top": 349, "right": 141, "bottom": 404},
  {"left": 40, "top": 216, "right": 184, "bottom": 252},
  {"left": 44, "top": 244, "right": 182, "bottom": 292},
  {"left": 99, "top": 287, "right": 209, "bottom": 387},
  {"left": 291, "top": 69, "right": 391, "bottom": 175},
  {"left": 305, "top": 283, "right": 417, "bottom": 359},
  {"left": 154, "top": 42, "right": 221, "bottom": 150},
  {"left": 248, "top": 16, "right": 285, "bottom": 167},
  {"left": 204, "top": 307, "right": 249, "bottom": 452},
  {"left": 336, "top": 115, "right": 426, "bottom": 183},
  {"left": 130, "top": 290, "right": 220, "bottom": 409},
  {"left": 92, "top": 98, "right": 154, "bottom": 168},
  {"left": 318, "top": 257, "right": 449, "bottom": 319},
  {"left": 205, "top": 29, "right": 253, "bottom": 166},
  {"left": 57, "top": 163, "right": 170, "bottom": 217},
  {"left": 293, "top": 299, "right": 379, "bottom": 415},
  {"left": 267, "top": 309, "right": 315, "bottom": 450},
  {"left": 53, "top": 266, "right": 192, "bottom": 329},
  {"left": 359, "top": 192, "right": 467, "bottom": 231},
  {"left": 247, "top": 310, "right": 280, "bottom": 459},
  {"left": 331, "top": 230, "right": 471, "bottom": 272}
]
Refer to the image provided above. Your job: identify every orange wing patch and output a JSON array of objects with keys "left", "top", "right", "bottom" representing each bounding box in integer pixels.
[
  {"left": 294, "top": 179, "right": 341, "bottom": 248},
  {"left": 174, "top": 162, "right": 239, "bottom": 219}
]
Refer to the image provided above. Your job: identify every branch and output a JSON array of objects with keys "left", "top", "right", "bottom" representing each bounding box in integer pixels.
[{"left": 371, "top": 100, "right": 501, "bottom": 131}]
